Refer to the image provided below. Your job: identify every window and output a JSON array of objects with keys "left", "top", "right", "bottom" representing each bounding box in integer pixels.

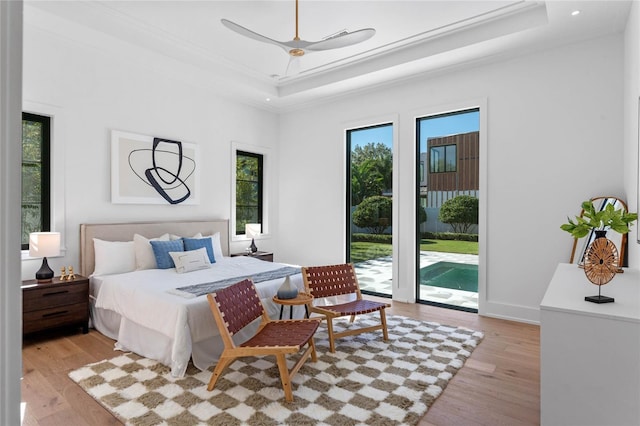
[
  {"left": 235, "top": 150, "right": 263, "bottom": 235},
  {"left": 22, "top": 113, "right": 51, "bottom": 250},
  {"left": 429, "top": 144, "right": 457, "bottom": 173}
]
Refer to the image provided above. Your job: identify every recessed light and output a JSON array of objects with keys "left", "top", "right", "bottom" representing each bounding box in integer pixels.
[
  {"left": 571, "top": 10, "right": 581, "bottom": 16},
  {"left": 265, "top": 98, "right": 271, "bottom": 102}
]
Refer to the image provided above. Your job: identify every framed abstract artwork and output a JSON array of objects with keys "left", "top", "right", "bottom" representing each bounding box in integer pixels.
[{"left": 111, "top": 130, "right": 200, "bottom": 205}]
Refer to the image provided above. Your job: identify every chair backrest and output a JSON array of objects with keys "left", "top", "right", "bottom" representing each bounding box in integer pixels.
[
  {"left": 302, "top": 263, "right": 361, "bottom": 298},
  {"left": 208, "top": 278, "right": 264, "bottom": 336}
]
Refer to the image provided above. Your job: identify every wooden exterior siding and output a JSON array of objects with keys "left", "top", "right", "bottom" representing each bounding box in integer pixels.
[{"left": 427, "top": 131, "right": 479, "bottom": 191}]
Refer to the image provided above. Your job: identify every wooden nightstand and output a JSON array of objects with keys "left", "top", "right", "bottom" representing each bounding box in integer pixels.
[
  {"left": 22, "top": 275, "right": 90, "bottom": 335},
  {"left": 231, "top": 251, "right": 274, "bottom": 262}
]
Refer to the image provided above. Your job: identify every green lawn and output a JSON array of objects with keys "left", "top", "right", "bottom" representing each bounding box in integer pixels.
[{"left": 350, "top": 239, "right": 478, "bottom": 264}]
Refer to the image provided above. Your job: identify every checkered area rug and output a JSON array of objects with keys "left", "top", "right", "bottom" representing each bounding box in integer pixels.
[{"left": 69, "top": 315, "right": 483, "bottom": 425}]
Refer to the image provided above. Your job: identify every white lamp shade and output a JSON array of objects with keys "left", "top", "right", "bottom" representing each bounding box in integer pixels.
[
  {"left": 245, "top": 223, "right": 261, "bottom": 238},
  {"left": 29, "top": 232, "right": 61, "bottom": 258}
]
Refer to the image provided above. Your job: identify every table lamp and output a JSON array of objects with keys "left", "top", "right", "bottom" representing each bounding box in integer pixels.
[
  {"left": 245, "top": 223, "right": 261, "bottom": 253},
  {"left": 29, "top": 232, "right": 61, "bottom": 283}
]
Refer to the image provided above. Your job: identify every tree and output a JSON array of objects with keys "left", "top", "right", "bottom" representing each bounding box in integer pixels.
[
  {"left": 438, "top": 195, "right": 478, "bottom": 234},
  {"left": 350, "top": 142, "right": 392, "bottom": 205},
  {"left": 353, "top": 196, "right": 392, "bottom": 234}
]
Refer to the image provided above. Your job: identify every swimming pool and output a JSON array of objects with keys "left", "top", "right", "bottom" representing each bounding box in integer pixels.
[{"left": 420, "top": 261, "right": 478, "bottom": 293}]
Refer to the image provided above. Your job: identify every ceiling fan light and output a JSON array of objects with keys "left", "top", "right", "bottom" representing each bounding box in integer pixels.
[{"left": 289, "top": 48, "right": 305, "bottom": 57}]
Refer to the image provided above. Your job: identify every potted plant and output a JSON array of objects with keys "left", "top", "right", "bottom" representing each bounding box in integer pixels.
[{"left": 561, "top": 200, "right": 638, "bottom": 238}]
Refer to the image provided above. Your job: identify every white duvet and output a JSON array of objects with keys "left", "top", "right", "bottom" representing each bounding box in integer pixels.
[{"left": 91, "top": 256, "right": 305, "bottom": 377}]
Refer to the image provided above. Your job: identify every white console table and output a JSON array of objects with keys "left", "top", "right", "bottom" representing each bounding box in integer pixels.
[{"left": 540, "top": 263, "right": 640, "bottom": 426}]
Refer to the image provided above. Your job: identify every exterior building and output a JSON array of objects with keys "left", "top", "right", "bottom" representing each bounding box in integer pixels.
[{"left": 420, "top": 131, "right": 480, "bottom": 209}]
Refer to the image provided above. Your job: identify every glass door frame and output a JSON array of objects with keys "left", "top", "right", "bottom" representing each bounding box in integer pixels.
[
  {"left": 415, "top": 106, "right": 482, "bottom": 313},
  {"left": 345, "top": 121, "right": 395, "bottom": 298}
]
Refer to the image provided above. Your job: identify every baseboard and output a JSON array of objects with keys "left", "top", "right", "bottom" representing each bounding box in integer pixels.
[{"left": 479, "top": 300, "right": 540, "bottom": 325}]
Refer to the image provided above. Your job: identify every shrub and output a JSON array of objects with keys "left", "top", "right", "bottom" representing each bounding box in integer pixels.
[
  {"left": 418, "top": 205, "right": 427, "bottom": 225},
  {"left": 438, "top": 195, "right": 479, "bottom": 234},
  {"left": 353, "top": 196, "right": 392, "bottom": 234},
  {"left": 352, "top": 233, "right": 393, "bottom": 244},
  {"left": 421, "top": 232, "right": 478, "bottom": 242}
]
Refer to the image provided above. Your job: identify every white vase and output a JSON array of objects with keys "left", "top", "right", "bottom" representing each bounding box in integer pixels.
[{"left": 276, "top": 276, "right": 298, "bottom": 299}]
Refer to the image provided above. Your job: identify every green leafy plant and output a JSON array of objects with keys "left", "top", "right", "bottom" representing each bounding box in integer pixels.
[
  {"left": 438, "top": 195, "right": 479, "bottom": 234},
  {"left": 353, "top": 195, "right": 392, "bottom": 234},
  {"left": 560, "top": 200, "right": 638, "bottom": 238}
]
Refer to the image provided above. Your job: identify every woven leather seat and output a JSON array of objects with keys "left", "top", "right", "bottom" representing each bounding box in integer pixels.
[
  {"left": 207, "top": 278, "right": 321, "bottom": 402},
  {"left": 302, "top": 263, "right": 390, "bottom": 353}
]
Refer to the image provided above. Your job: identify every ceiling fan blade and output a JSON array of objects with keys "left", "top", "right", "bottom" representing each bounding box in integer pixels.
[
  {"left": 306, "top": 28, "right": 376, "bottom": 52},
  {"left": 221, "top": 19, "right": 290, "bottom": 52}
]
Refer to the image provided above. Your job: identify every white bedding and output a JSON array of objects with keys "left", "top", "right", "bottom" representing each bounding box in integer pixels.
[{"left": 91, "top": 256, "right": 305, "bottom": 377}]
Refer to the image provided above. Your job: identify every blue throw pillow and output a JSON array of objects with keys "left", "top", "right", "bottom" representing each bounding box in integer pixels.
[
  {"left": 183, "top": 237, "right": 215, "bottom": 263},
  {"left": 149, "top": 239, "right": 184, "bottom": 269}
]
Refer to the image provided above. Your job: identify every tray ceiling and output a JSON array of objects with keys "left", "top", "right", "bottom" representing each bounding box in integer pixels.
[{"left": 25, "top": 1, "right": 632, "bottom": 111}]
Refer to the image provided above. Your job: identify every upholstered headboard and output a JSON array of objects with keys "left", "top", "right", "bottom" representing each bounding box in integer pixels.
[{"left": 79, "top": 219, "right": 230, "bottom": 277}]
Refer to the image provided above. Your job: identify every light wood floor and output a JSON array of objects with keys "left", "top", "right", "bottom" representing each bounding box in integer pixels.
[{"left": 21, "top": 299, "right": 540, "bottom": 425}]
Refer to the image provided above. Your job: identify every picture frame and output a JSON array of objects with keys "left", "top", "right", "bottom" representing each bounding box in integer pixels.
[{"left": 111, "top": 130, "right": 200, "bottom": 205}]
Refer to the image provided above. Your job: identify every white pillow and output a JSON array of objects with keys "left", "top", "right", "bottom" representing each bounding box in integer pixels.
[
  {"left": 192, "top": 232, "right": 225, "bottom": 260},
  {"left": 134, "top": 233, "right": 170, "bottom": 270},
  {"left": 93, "top": 238, "right": 136, "bottom": 276},
  {"left": 169, "top": 247, "right": 211, "bottom": 274}
]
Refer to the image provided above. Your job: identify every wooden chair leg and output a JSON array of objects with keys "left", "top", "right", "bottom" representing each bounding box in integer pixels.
[
  {"left": 380, "top": 308, "right": 389, "bottom": 341},
  {"left": 275, "top": 353, "right": 293, "bottom": 402},
  {"left": 309, "top": 337, "right": 317, "bottom": 362},
  {"left": 326, "top": 317, "right": 336, "bottom": 353},
  {"left": 207, "top": 356, "right": 235, "bottom": 391},
  {"left": 349, "top": 314, "right": 356, "bottom": 323}
]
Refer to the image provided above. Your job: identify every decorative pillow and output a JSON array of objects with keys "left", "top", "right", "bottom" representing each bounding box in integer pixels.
[
  {"left": 134, "top": 233, "right": 170, "bottom": 270},
  {"left": 183, "top": 237, "right": 215, "bottom": 263},
  {"left": 169, "top": 248, "right": 211, "bottom": 274},
  {"left": 149, "top": 239, "right": 184, "bottom": 269},
  {"left": 192, "top": 232, "right": 225, "bottom": 260},
  {"left": 93, "top": 238, "right": 136, "bottom": 276}
]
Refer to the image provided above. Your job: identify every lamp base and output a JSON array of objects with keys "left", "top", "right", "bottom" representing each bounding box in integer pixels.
[
  {"left": 249, "top": 238, "right": 258, "bottom": 253},
  {"left": 35, "top": 257, "right": 54, "bottom": 283}
]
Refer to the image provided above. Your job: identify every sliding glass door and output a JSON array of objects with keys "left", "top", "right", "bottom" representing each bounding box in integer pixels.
[
  {"left": 416, "top": 109, "right": 479, "bottom": 311},
  {"left": 346, "top": 123, "right": 393, "bottom": 296}
]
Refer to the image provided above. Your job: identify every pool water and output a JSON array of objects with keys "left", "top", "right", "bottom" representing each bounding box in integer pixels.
[{"left": 420, "top": 261, "right": 478, "bottom": 293}]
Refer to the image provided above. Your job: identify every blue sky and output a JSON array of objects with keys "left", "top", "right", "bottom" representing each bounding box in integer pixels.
[
  {"left": 349, "top": 110, "right": 479, "bottom": 149},
  {"left": 420, "top": 110, "right": 479, "bottom": 141},
  {"left": 349, "top": 124, "right": 393, "bottom": 149}
]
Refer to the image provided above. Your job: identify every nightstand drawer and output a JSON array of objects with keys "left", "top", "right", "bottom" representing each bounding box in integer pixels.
[
  {"left": 23, "top": 303, "right": 88, "bottom": 335},
  {"left": 23, "top": 281, "right": 88, "bottom": 312}
]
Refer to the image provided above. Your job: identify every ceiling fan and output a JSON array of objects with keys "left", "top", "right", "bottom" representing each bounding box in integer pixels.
[{"left": 221, "top": 0, "right": 375, "bottom": 61}]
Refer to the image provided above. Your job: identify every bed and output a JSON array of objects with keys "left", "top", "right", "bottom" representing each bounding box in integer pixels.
[{"left": 79, "top": 219, "right": 305, "bottom": 377}]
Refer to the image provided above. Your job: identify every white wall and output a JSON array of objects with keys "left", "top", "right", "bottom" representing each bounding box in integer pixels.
[
  {"left": 21, "top": 9, "right": 635, "bottom": 324},
  {"left": 278, "top": 34, "right": 625, "bottom": 323},
  {"left": 21, "top": 16, "right": 279, "bottom": 279},
  {"left": 624, "top": 1, "right": 640, "bottom": 267}
]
